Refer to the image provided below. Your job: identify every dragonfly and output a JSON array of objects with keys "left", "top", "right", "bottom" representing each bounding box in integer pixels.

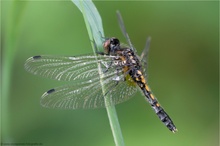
[{"left": 24, "top": 11, "right": 177, "bottom": 133}]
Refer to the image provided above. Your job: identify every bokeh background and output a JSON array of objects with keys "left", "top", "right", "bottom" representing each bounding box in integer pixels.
[{"left": 1, "top": 1, "right": 219, "bottom": 146}]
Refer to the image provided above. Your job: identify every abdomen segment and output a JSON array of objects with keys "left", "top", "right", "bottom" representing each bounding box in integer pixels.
[{"left": 142, "top": 84, "right": 177, "bottom": 133}]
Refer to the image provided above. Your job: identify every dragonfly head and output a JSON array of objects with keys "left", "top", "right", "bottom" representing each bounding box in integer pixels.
[{"left": 103, "top": 37, "right": 120, "bottom": 55}]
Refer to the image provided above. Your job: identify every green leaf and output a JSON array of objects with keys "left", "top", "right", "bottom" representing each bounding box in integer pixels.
[
  {"left": 73, "top": 0, "right": 104, "bottom": 50},
  {"left": 72, "top": 1, "right": 125, "bottom": 146}
]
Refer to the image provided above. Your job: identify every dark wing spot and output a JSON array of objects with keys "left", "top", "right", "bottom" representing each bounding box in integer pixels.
[
  {"left": 33, "top": 55, "right": 42, "bottom": 59},
  {"left": 47, "top": 89, "right": 55, "bottom": 94}
]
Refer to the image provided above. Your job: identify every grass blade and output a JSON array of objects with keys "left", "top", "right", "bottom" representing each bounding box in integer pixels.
[{"left": 72, "top": 1, "right": 125, "bottom": 146}]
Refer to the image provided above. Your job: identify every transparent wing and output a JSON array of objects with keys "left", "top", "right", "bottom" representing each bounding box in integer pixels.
[
  {"left": 40, "top": 71, "right": 138, "bottom": 109},
  {"left": 140, "top": 37, "right": 151, "bottom": 79},
  {"left": 24, "top": 55, "right": 115, "bottom": 81},
  {"left": 116, "top": 10, "right": 137, "bottom": 53}
]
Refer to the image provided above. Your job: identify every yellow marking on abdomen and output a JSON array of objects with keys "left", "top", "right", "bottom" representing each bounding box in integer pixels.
[
  {"left": 145, "top": 84, "right": 150, "bottom": 91},
  {"left": 156, "top": 103, "right": 160, "bottom": 107},
  {"left": 140, "top": 76, "right": 146, "bottom": 84},
  {"left": 150, "top": 94, "right": 155, "bottom": 100},
  {"left": 145, "top": 84, "right": 155, "bottom": 100}
]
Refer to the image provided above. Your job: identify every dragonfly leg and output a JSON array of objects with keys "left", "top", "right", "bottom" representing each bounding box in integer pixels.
[
  {"left": 105, "top": 66, "right": 124, "bottom": 96},
  {"left": 112, "top": 67, "right": 123, "bottom": 81},
  {"left": 92, "top": 41, "right": 105, "bottom": 55},
  {"left": 91, "top": 39, "right": 107, "bottom": 55},
  {"left": 98, "top": 31, "right": 104, "bottom": 39},
  {"left": 102, "top": 61, "right": 113, "bottom": 73},
  {"left": 104, "top": 78, "right": 120, "bottom": 96}
]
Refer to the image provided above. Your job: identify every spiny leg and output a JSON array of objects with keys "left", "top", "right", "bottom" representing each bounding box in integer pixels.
[{"left": 104, "top": 66, "right": 124, "bottom": 96}]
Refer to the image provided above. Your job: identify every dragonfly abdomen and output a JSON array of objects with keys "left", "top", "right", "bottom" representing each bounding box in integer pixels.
[
  {"left": 131, "top": 69, "right": 177, "bottom": 132},
  {"left": 126, "top": 63, "right": 177, "bottom": 133},
  {"left": 141, "top": 84, "right": 177, "bottom": 133}
]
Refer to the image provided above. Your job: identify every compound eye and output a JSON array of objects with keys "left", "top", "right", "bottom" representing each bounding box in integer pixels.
[{"left": 110, "top": 38, "right": 120, "bottom": 46}]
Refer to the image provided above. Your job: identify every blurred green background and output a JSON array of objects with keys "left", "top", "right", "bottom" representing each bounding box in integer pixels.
[{"left": 1, "top": 1, "right": 219, "bottom": 146}]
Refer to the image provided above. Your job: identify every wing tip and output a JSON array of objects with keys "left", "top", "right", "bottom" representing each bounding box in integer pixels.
[
  {"left": 41, "top": 88, "right": 56, "bottom": 98},
  {"left": 33, "top": 55, "right": 42, "bottom": 59},
  {"left": 40, "top": 88, "right": 56, "bottom": 108},
  {"left": 46, "top": 88, "right": 56, "bottom": 94},
  {"left": 24, "top": 55, "right": 42, "bottom": 69},
  {"left": 26, "top": 55, "right": 42, "bottom": 62}
]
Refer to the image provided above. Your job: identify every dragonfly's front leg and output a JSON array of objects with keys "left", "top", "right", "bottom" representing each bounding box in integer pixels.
[
  {"left": 93, "top": 39, "right": 108, "bottom": 55},
  {"left": 100, "top": 56, "right": 121, "bottom": 74},
  {"left": 104, "top": 67, "right": 124, "bottom": 96},
  {"left": 112, "top": 68, "right": 122, "bottom": 82},
  {"left": 97, "top": 59, "right": 113, "bottom": 74},
  {"left": 103, "top": 61, "right": 113, "bottom": 73}
]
